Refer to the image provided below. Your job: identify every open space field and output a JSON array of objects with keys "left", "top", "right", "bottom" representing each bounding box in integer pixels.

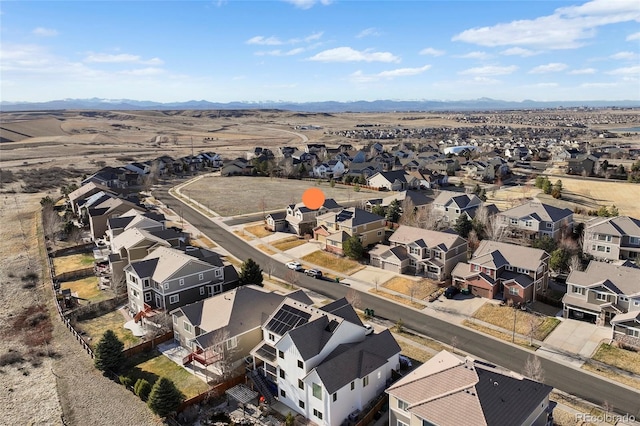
[
  {"left": 60, "top": 276, "right": 111, "bottom": 303},
  {"left": 271, "top": 236, "right": 307, "bottom": 251},
  {"left": 76, "top": 310, "right": 141, "bottom": 349},
  {"left": 301, "top": 251, "right": 365, "bottom": 275},
  {"left": 52, "top": 252, "right": 94, "bottom": 275},
  {"left": 382, "top": 276, "right": 439, "bottom": 301},
  {"left": 124, "top": 350, "right": 210, "bottom": 399},
  {"left": 185, "top": 176, "right": 383, "bottom": 217},
  {"left": 471, "top": 303, "right": 560, "bottom": 341}
]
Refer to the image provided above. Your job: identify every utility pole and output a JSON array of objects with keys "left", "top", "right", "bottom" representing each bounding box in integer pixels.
[{"left": 512, "top": 306, "right": 517, "bottom": 343}]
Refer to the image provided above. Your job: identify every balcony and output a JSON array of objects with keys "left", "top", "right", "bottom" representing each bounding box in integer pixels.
[{"left": 182, "top": 347, "right": 222, "bottom": 366}]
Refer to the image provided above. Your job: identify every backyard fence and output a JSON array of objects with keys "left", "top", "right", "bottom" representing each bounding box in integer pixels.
[
  {"left": 122, "top": 331, "right": 174, "bottom": 358},
  {"left": 53, "top": 267, "right": 95, "bottom": 282},
  {"left": 49, "top": 242, "right": 95, "bottom": 257},
  {"left": 177, "top": 374, "right": 245, "bottom": 413}
]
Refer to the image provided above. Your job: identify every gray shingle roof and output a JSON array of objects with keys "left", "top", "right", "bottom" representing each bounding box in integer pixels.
[
  {"left": 567, "top": 261, "right": 640, "bottom": 296},
  {"left": 585, "top": 216, "right": 640, "bottom": 237},
  {"left": 471, "top": 240, "right": 547, "bottom": 271},
  {"left": 499, "top": 201, "right": 573, "bottom": 223}
]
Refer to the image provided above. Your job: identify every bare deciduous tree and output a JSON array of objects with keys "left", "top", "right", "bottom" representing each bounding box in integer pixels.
[
  {"left": 266, "top": 259, "right": 276, "bottom": 280},
  {"left": 142, "top": 160, "right": 161, "bottom": 191},
  {"left": 42, "top": 205, "right": 63, "bottom": 246},
  {"left": 285, "top": 269, "right": 300, "bottom": 289},
  {"left": 451, "top": 336, "right": 459, "bottom": 354},
  {"left": 346, "top": 289, "right": 361, "bottom": 311},
  {"left": 569, "top": 254, "right": 583, "bottom": 272},
  {"left": 523, "top": 355, "right": 545, "bottom": 382}
]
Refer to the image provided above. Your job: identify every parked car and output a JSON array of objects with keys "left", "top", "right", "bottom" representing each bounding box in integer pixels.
[
  {"left": 444, "top": 286, "right": 460, "bottom": 299},
  {"left": 305, "top": 269, "right": 323, "bottom": 278},
  {"left": 286, "top": 261, "right": 303, "bottom": 271},
  {"left": 364, "top": 324, "right": 374, "bottom": 335}
]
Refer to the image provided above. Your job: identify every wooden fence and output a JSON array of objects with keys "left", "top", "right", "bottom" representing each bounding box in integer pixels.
[
  {"left": 50, "top": 242, "right": 95, "bottom": 257},
  {"left": 53, "top": 266, "right": 96, "bottom": 282},
  {"left": 355, "top": 393, "right": 388, "bottom": 426},
  {"left": 177, "top": 374, "right": 245, "bottom": 412},
  {"left": 122, "top": 332, "right": 175, "bottom": 358}
]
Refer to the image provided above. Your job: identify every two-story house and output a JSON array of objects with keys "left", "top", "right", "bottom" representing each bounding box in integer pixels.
[
  {"left": 286, "top": 199, "right": 343, "bottom": 236},
  {"left": 87, "top": 196, "right": 144, "bottom": 240},
  {"left": 432, "top": 190, "right": 484, "bottom": 225},
  {"left": 67, "top": 182, "right": 116, "bottom": 216},
  {"left": 171, "top": 285, "right": 312, "bottom": 375},
  {"left": 369, "top": 225, "right": 467, "bottom": 281},
  {"left": 452, "top": 240, "right": 550, "bottom": 303},
  {"left": 312, "top": 160, "right": 345, "bottom": 179},
  {"left": 249, "top": 297, "right": 401, "bottom": 426},
  {"left": 124, "top": 246, "right": 238, "bottom": 316},
  {"left": 583, "top": 216, "right": 640, "bottom": 262},
  {"left": 313, "top": 208, "right": 386, "bottom": 254},
  {"left": 364, "top": 190, "right": 432, "bottom": 214},
  {"left": 562, "top": 261, "right": 640, "bottom": 335},
  {"left": 496, "top": 202, "right": 574, "bottom": 243},
  {"left": 105, "top": 208, "right": 166, "bottom": 242},
  {"left": 366, "top": 170, "right": 419, "bottom": 191},
  {"left": 387, "top": 350, "right": 553, "bottom": 426}
]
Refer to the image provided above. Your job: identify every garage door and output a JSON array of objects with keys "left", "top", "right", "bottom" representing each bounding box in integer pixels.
[{"left": 469, "top": 285, "right": 491, "bottom": 299}]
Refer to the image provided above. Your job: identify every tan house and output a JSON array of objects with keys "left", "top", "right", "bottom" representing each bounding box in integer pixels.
[
  {"left": 313, "top": 208, "right": 386, "bottom": 255},
  {"left": 88, "top": 196, "right": 144, "bottom": 240},
  {"left": 496, "top": 201, "right": 573, "bottom": 243},
  {"left": 67, "top": 182, "right": 115, "bottom": 216},
  {"left": 369, "top": 225, "right": 467, "bottom": 281},
  {"left": 431, "top": 190, "right": 483, "bottom": 225},
  {"left": 387, "top": 350, "right": 553, "bottom": 426},
  {"left": 452, "top": 240, "right": 550, "bottom": 303},
  {"left": 563, "top": 261, "right": 640, "bottom": 341},
  {"left": 286, "top": 199, "right": 343, "bottom": 236},
  {"left": 583, "top": 216, "right": 640, "bottom": 262}
]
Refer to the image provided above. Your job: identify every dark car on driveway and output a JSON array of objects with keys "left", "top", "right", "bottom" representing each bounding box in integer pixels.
[{"left": 444, "top": 286, "right": 460, "bottom": 299}]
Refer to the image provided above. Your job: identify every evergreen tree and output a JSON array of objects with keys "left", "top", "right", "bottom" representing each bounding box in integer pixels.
[
  {"left": 147, "top": 377, "right": 185, "bottom": 417},
  {"left": 134, "top": 378, "right": 152, "bottom": 401},
  {"left": 358, "top": 175, "right": 367, "bottom": 185},
  {"left": 550, "top": 248, "right": 570, "bottom": 273},
  {"left": 344, "top": 175, "right": 353, "bottom": 184},
  {"left": 385, "top": 199, "right": 402, "bottom": 223},
  {"left": 371, "top": 204, "right": 386, "bottom": 217},
  {"left": 534, "top": 176, "right": 545, "bottom": 189},
  {"left": 532, "top": 236, "right": 557, "bottom": 254},
  {"left": 94, "top": 329, "right": 125, "bottom": 373},
  {"left": 542, "top": 178, "right": 552, "bottom": 195},
  {"left": 473, "top": 183, "right": 481, "bottom": 195},
  {"left": 343, "top": 235, "right": 364, "bottom": 260},
  {"left": 239, "top": 258, "right": 263, "bottom": 286},
  {"left": 454, "top": 214, "right": 473, "bottom": 238}
]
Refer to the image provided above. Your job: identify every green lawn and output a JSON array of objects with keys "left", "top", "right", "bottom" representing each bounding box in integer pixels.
[
  {"left": 61, "top": 276, "right": 111, "bottom": 303},
  {"left": 77, "top": 310, "right": 141, "bottom": 349},
  {"left": 124, "top": 350, "right": 210, "bottom": 399},
  {"left": 301, "top": 251, "right": 365, "bottom": 275}
]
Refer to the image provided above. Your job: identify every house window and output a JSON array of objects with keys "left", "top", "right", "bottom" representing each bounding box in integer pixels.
[
  {"left": 184, "top": 323, "right": 192, "bottom": 332},
  {"left": 351, "top": 381, "right": 355, "bottom": 391},
  {"left": 279, "top": 350, "right": 284, "bottom": 359},
  {"left": 363, "top": 376, "right": 369, "bottom": 387},
  {"left": 434, "top": 251, "right": 442, "bottom": 259},
  {"left": 398, "top": 399, "right": 409, "bottom": 411},
  {"left": 200, "top": 287, "right": 205, "bottom": 295},
  {"left": 377, "top": 230, "right": 383, "bottom": 236},
  {"left": 226, "top": 337, "right": 237, "bottom": 350},
  {"left": 169, "top": 294, "right": 179, "bottom": 304},
  {"left": 397, "top": 421, "right": 409, "bottom": 426},
  {"left": 213, "top": 284, "right": 222, "bottom": 294},
  {"left": 517, "top": 267, "right": 528, "bottom": 274},
  {"left": 179, "top": 278, "right": 185, "bottom": 286},
  {"left": 215, "top": 269, "right": 222, "bottom": 278},
  {"left": 313, "top": 409, "right": 323, "bottom": 420},
  {"left": 510, "top": 218, "right": 518, "bottom": 225},
  {"left": 509, "top": 287, "right": 519, "bottom": 296},
  {"left": 298, "top": 360, "right": 303, "bottom": 369},
  {"left": 630, "top": 237, "right": 640, "bottom": 245},
  {"left": 144, "top": 292, "right": 151, "bottom": 302},
  {"left": 143, "top": 279, "right": 150, "bottom": 288},
  {"left": 298, "top": 379, "right": 304, "bottom": 390},
  {"left": 299, "top": 400, "right": 305, "bottom": 409},
  {"left": 279, "top": 369, "right": 285, "bottom": 379},
  {"left": 198, "top": 273, "right": 204, "bottom": 281},
  {"left": 280, "top": 389, "right": 286, "bottom": 398},
  {"left": 596, "top": 293, "right": 608, "bottom": 301},
  {"left": 505, "top": 265, "right": 513, "bottom": 271},
  {"left": 173, "top": 315, "right": 178, "bottom": 325},
  {"left": 473, "top": 264, "right": 480, "bottom": 272},
  {"left": 597, "top": 234, "right": 613, "bottom": 242},
  {"left": 312, "top": 383, "right": 322, "bottom": 400},
  {"left": 572, "top": 287, "right": 585, "bottom": 295},
  {"left": 332, "top": 392, "right": 337, "bottom": 402},
  {"left": 634, "top": 301, "right": 640, "bottom": 307},
  {"left": 163, "top": 283, "right": 169, "bottom": 290},
  {"left": 546, "top": 222, "right": 553, "bottom": 228},
  {"left": 629, "top": 329, "right": 640, "bottom": 338},
  {"left": 525, "top": 221, "right": 533, "bottom": 227}
]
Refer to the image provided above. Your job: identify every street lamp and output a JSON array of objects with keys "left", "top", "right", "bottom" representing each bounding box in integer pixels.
[{"left": 512, "top": 304, "right": 517, "bottom": 343}]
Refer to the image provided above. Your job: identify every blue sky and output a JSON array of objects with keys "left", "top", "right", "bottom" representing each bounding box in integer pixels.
[{"left": 1, "top": 0, "right": 639, "bottom": 103}]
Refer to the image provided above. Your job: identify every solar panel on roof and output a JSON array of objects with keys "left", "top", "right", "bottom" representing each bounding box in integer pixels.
[{"left": 266, "top": 304, "right": 311, "bottom": 336}]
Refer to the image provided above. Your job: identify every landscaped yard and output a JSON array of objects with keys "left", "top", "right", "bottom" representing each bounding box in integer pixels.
[
  {"left": 591, "top": 343, "right": 640, "bottom": 375},
  {"left": 271, "top": 236, "right": 307, "bottom": 252},
  {"left": 76, "top": 310, "right": 141, "bottom": 349},
  {"left": 256, "top": 244, "right": 276, "bottom": 255},
  {"left": 471, "top": 303, "right": 560, "bottom": 341},
  {"left": 124, "top": 350, "right": 210, "bottom": 399},
  {"left": 382, "top": 277, "right": 439, "bottom": 301},
  {"left": 60, "top": 276, "right": 111, "bottom": 303},
  {"left": 53, "top": 252, "right": 95, "bottom": 274},
  {"left": 301, "top": 251, "right": 365, "bottom": 275},
  {"left": 244, "top": 224, "right": 274, "bottom": 238}
]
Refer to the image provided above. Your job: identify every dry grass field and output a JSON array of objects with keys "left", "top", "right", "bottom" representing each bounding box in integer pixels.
[
  {"left": 52, "top": 253, "right": 95, "bottom": 275},
  {"left": 382, "top": 276, "right": 440, "bottom": 301},
  {"left": 76, "top": 310, "right": 141, "bottom": 349},
  {"left": 301, "top": 251, "right": 365, "bottom": 275},
  {"left": 271, "top": 236, "right": 307, "bottom": 251},
  {"left": 590, "top": 343, "right": 640, "bottom": 375},
  {"left": 244, "top": 223, "right": 274, "bottom": 238},
  {"left": 60, "top": 276, "right": 111, "bottom": 304},
  {"left": 471, "top": 303, "right": 560, "bottom": 341}
]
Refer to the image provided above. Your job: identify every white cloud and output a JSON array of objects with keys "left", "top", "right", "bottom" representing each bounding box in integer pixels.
[
  {"left": 580, "top": 82, "right": 618, "bottom": 88},
  {"left": 627, "top": 32, "right": 640, "bottom": 41},
  {"left": 246, "top": 36, "right": 283, "bottom": 46},
  {"left": 532, "top": 82, "right": 559, "bottom": 88},
  {"left": 529, "top": 63, "right": 568, "bottom": 73},
  {"left": 500, "top": 47, "right": 538, "bottom": 57},
  {"left": 606, "top": 65, "right": 640, "bottom": 76},
  {"left": 569, "top": 68, "right": 596, "bottom": 74},
  {"left": 32, "top": 27, "right": 58, "bottom": 37},
  {"left": 452, "top": 0, "right": 640, "bottom": 49},
  {"left": 349, "top": 65, "right": 431, "bottom": 83},
  {"left": 610, "top": 51, "right": 637, "bottom": 60},
  {"left": 308, "top": 47, "right": 400, "bottom": 63},
  {"left": 304, "top": 32, "right": 323, "bottom": 43},
  {"left": 458, "top": 65, "right": 518, "bottom": 76},
  {"left": 118, "top": 67, "right": 165, "bottom": 76},
  {"left": 419, "top": 47, "right": 445, "bottom": 56},
  {"left": 283, "top": 0, "right": 332, "bottom": 9},
  {"left": 83, "top": 53, "right": 163, "bottom": 65},
  {"left": 255, "top": 47, "right": 306, "bottom": 57},
  {"left": 457, "top": 51, "right": 491, "bottom": 60},
  {"left": 357, "top": 28, "right": 381, "bottom": 38}
]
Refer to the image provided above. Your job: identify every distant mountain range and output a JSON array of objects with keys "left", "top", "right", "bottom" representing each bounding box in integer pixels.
[{"left": 1, "top": 97, "right": 638, "bottom": 113}]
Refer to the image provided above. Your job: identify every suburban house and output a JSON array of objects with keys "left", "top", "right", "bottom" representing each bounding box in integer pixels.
[
  {"left": 312, "top": 160, "right": 345, "bottom": 179},
  {"left": 171, "top": 285, "right": 312, "bottom": 375},
  {"left": 221, "top": 158, "right": 253, "bottom": 176},
  {"left": 81, "top": 166, "right": 129, "bottom": 189},
  {"left": 496, "top": 202, "right": 574, "bottom": 243},
  {"left": 105, "top": 208, "right": 166, "bottom": 242},
  {"left": 87, "top": 196, "right": 144, "bottom": 240},
  {"left": 366, "top": 170, "right": 419, "bottom": 191},
  {"left": 265, "top": 211, "right": 288, "bottom": 232},
  {"left": 369, "top": 226, "right": 467, "bottom": 281},
  {"left": 124, "top": 246, "right": 238, "bottom": 316},
  {"left": 562, "top": 261, "right": 640, "bottom": 334},
  {"left": 387, "top": 350, "right": 553, "bottom": 426},
  {"left": 452, "top": 240, "right": 550, "bottom": 303},
  {"left": 365, "top": 190, "right": 432, "bottom": 214},
  {"left": 583, "top": 216, "right": 640, "bottom": 262},
  {"left": 286, "top": 199, "right": 343, "bottom": 236},
  {"left": 432, "top": 190, "right": 484, "bottom": 225},
  {"left": 249, "top": 297, "right": 401, "bottom": 426},
  {"left": 67, "top": 182, "right": 115, "bottom": 216},
  {"left": 313, "top": 208, "right": 386, "bottom": 255}
]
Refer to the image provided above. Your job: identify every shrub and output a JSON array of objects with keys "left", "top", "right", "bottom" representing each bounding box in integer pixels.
[
  {"left": 119, "top": 375, "right": 133, "bottom": 388},
  {"left": 147, "top": 377, "right": 185, "bottom": 417},
  {"left": 94, "top": 330, "right": 125, "bottom": 373},
  {"left": 134, "top": 378, "right": 152, "bottom": 401},
  {"left": 0, "top": 350, "right": 23, "bottom": 366}
]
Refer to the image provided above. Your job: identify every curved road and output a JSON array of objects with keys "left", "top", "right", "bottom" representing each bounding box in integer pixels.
[{"left": 155, "top": 185, "right": 640, "bottom": 417}]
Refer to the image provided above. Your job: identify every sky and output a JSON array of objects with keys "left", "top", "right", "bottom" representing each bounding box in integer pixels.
[{"left": 1, "top": 0, "right": 639, "bottom": 103}]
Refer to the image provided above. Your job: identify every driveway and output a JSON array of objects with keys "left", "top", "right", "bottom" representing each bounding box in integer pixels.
[
  {"left": 344, "top": 267, "right": 398, "bottom": 287},
  {"left": 538, "top": 319, "right": 612, "bottom": 366},
  {"left": 424, "top": 294, "right": 488, "bottom": 324}
]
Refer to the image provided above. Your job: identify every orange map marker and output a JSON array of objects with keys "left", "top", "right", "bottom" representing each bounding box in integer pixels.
[{"left": 302, "top": 188, "right": 325, "bottom": 210}]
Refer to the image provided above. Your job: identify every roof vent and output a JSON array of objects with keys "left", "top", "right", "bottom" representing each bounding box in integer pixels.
[{"left": 493, "top": 382, "right": 499, "bottom": 387}]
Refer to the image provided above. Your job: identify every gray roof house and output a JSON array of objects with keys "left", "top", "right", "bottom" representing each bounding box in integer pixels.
[
  {"left": 563, "top": 261, "right": 640, "bottom": 345},
  {"left": 250, "top": 297, "right": 401, "bottom": 426},
  {"left": 286, "top": 199, "right": 343, "bottom": 236},
  {"left": 432, "top": 190, "right": 483, "bottom": 225},
  {"left": 387, "top": 350, "right": 553, "bottom": 426},
  {"left": 583, "top": 216, "right": 640, "bottom": 262},
  {"left": 496, "top": 201, "right": 573, "bottom": 243}
]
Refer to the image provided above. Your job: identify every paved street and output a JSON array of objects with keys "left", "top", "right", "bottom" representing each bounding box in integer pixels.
[{"left": 152, "top": 183, "right": 640, "bottom": 418}]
